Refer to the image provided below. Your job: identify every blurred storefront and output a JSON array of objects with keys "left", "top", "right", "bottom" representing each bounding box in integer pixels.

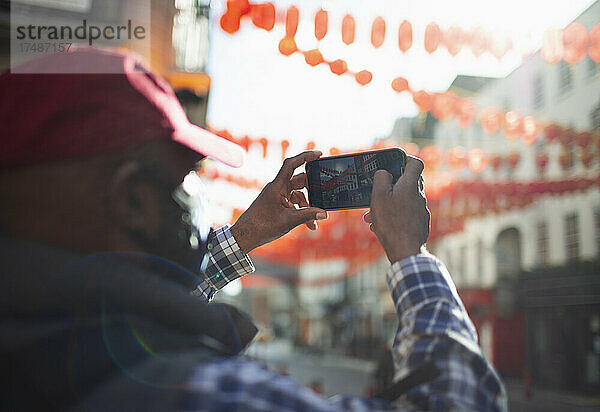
[{"left": 522, "top": 262, "right": 600, "bottom": 394}]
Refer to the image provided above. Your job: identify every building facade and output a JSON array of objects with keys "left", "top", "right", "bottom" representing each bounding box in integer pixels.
[{"left": 428, "top": 1, "right": 600, "bottom": 393}]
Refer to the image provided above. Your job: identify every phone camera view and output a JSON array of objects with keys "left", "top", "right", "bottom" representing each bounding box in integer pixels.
[{"left": 308, "top": 149, "right": 405, "bottom": 210}]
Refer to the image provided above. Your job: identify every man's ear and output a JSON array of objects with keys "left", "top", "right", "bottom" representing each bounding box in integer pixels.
[{"left": 107, "top": 160, "right": 162, "bottom": 237}]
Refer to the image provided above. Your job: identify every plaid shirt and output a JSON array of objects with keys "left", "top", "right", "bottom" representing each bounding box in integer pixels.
[{"left": 189, "top": 228, "right": 507, "bottom": 411}]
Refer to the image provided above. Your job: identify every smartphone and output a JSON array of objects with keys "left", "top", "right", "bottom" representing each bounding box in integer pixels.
[{"left": 306, "top": 148, "right": 406, "bottom": 210}]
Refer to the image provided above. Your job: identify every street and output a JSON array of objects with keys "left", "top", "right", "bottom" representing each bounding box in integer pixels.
[{"left": 247, "top": 341, "right": 600, "bottom": 409}]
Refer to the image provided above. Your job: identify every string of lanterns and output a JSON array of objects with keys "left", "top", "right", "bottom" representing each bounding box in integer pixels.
[
  {"left": 214, "top": 0, "right": 600, "bottom": 279},
  {"left": 220, "top": 1, "right": 600, "bottom": 63},
  {"left": 220, "top": 2, "right": 598, "bottom": 146},
  {"left": 249, "top": 173, "right": 600, "bottom": 275},
  {"left": 206, "top": 125, "right": 599, "bottom": 181}
]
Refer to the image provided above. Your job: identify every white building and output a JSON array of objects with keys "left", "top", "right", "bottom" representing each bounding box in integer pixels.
[
  {"left": 431, "top": 0, "right": 600, "bottom": 288},
  {"left": 428, "top": 1, "right": 600, "bottom": 392}
]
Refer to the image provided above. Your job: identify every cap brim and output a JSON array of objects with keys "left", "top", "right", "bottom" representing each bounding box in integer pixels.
[{"left": 172, "top": 124, "right": 246, "bottom": 168}]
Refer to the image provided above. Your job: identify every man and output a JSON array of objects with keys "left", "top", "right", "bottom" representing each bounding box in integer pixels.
[{"left": 0, "top": 49, "right": 506, "bottom": 410}]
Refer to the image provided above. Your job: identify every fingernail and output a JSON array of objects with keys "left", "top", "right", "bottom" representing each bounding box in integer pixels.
[{"left": 316, "top": 212, "right": 327, "bottom": 220}]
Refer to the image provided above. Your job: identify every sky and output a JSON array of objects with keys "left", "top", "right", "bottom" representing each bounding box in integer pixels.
[{"left": 202, "top": 0, "right": 597, "bottom": 219}]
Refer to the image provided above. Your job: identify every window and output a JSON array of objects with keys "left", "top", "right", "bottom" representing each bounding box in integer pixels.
[
  {"left": 595, "top": 209, "right": 600, "bottom": 256},
  {"left": 565, "top": 214, "right": 579, "bottom": 261},
  {"left": 458, "top": 245, "right": 467, "bottom": 286},
  {"left": 173, "top": 0, "right": 211, "bottom": 72},
  {"left": 476, "top": 239, "right": 484, "bottom": 280},
  {"left": 591, "top": 100, "right": 600, "bottom": 130},
  {"left": 558, "top": 61, "right": 573, "bottom": 95},
  {"left": 533, "top": 74, "right": 544, "bottom": 109},
  {"left": 588, "top": 57, "right": 598, "bottom": 78},
  {"left": 536, "top": 221, "right": 549, "bottom": 266},
  {"left": 446, "top": 249, "right": 455, "bottom": 282}
]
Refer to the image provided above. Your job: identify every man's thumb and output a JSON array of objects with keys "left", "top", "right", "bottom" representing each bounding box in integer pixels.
[
  {"left": 290, "top": 207, "right": 328, "bottom": 227},
  {"left": 372, "top": 170, "right": 393, "bottom": 195}
]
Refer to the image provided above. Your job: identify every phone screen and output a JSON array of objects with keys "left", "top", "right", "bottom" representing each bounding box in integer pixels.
[{"left": 306, "top": 148, "right": 406, "bottom": 210}]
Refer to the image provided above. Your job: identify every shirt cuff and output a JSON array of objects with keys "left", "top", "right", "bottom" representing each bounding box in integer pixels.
[{"left": 191, "top": 225, "right": 255, "bottom": 301}]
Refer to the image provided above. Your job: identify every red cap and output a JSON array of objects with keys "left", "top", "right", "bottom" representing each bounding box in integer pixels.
[{"left": 0, "top": 48, "right": 245, "bottom": 168}]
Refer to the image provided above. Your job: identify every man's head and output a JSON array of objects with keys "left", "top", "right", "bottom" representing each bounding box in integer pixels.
[{"left": 0, "top": 49, "right": 243, "bottom": 267}]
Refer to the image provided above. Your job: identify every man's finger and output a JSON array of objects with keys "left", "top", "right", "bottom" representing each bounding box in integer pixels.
[
  {"left": 287, "top": 207, "right": 328, "bottom": 228},
  {"left": 398, "top": 155, "right": 424, "bottom": 186},
  {"left": 290, "top": 190, "right": 309, "bottom": 208},
  {"left": 291, "top": 188, "right": 317, "bottom": 230},
  {"left": 363, "top": 211, "right": 372, "bottom": 223},
  {"left": 276, "top": 151, "right": 322, "bottom": 183},
  {"left": 290, "top": 173, "right": 308, "bottom": 190},
  {"left": 372, "top": 170, "right": 393, "bottom": 195}
]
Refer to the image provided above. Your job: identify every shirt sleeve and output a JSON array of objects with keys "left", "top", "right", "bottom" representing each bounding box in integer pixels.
[
  {"left": 386, "top": 253, "right": 507, "bottom": 411},
  {"left": 182, "top": 252, "right": 507, "bottom": 411},
  {"left": 191, "top": 225, "right": 255, "bottom": 302}
]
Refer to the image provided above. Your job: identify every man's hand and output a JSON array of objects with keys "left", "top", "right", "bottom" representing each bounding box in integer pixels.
[
  {"left": 230, "top": 151, "right": 328, "bottom": 254},
  {"left": 364, "top": 156, "right": 430, "bottom": 263}
]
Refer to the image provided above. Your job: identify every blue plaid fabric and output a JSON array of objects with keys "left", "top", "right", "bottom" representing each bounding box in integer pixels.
[{"left": 190, "top": 231, "right": 507, "bottom": 411}]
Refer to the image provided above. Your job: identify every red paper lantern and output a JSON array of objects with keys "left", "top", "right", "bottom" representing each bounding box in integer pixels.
[
  {"left": 522, "top": 116, "right": 540, "bottom": 145},
  {"left": 355, "top": 70, "right": 373, "bottom": 86},
  {"left": 372, "top": 140, "right": 391, "bottom": 150},
  {"left": 581, "top": 151, "right": 594, "bottom": 168},
  {"left": 589, "top": 23, "right": 600, "bottom": 63},
  {"left": 490, "top": 34, "right": 512, "bottom": 60},
  {"left": 391, "top": 77, "right": 409, "bottom": 93},
  {"left": 342, "top": 14, "right": 355, "bottom": 45},
  {"left": 402, "top": 143, "right": 419, "bottom": 156},
  {"left": 541, "top": 28, "right": 563, "bottom": 63},
  {"left": 424, "top": 23, "right": 442, "bottom": 53},
  {"left": 371, "top": 17, "right": 386, "bottom": 48},
  {"left": 306, "top": 141, "right": 316, "bottom": 151},
  {"left": 503, "top": 111, "right": 523, "bottom": 140},
  {"left": 398, "top": 20, "right": 413, "bottom": 52},
  {"left": 315, "top": 9, "right": 328, "bottom": 40},
  {"left": 468, "top": 148, "right": 489, "bottom": 173},
  {"left": 507, "top": 152, "right": 521, "bottom": 170},
  {"left": 490, "top": 155, "right": 503, "bottom": 171},
  {"left": 220, "top": 11, "right": 241, "bottom": 34},
  {"left": 447, "top": 147, "right": 467, "bottom": 171},
  {"left": 285, "top": 6, "right": 299, "bottom": 38},
  {"left": 329, "top": 147, "right": 341, "bottom": 155},
  {"left": 257, "top": 137, "right": 268, "bottom": 158},
  {"left": 562, "top": 22, "right": 589, "bottom": 64},
  {"left": 329, "top": 59, "right": 348, "bottom": 75},
  {"left": 560, "top": 128, "right": 576, "bottom": 146},
  {"left": 227, "top": 0, "right": 251, "bottom": 14},
  {"left": 218, "top": 129, "right": 234, "bottom": 142},
  {"left": 432, "top": 92, "right": 456, "bottom": 120},
  {"left": 250, "top": 3, "right": 276, "bottom": 31},
  {"left": 419, "top": 145, "right": 443, "bottom": 170},
  {"left": 559, "top": 149, "right": 571, "bottom": 170},
  {"left": 279, "top": 37, "right": 297, "bottom": 56},
  {"left": 281, "top": 140, "right": 290, "bottom": 160},
  {"left": 304, "top": 49, "right": 324, "bottom": 66},
  {"left": 443, "top": 26, "right": 463, "bottom": 56},
  {"left": 577, "top": 132, "right": 593, "bottom": 148},
  {"left": 455, "top": 99, "right": 476, "bottom": 128},
  {"left": 470, "top": 26, "right": 489, "bottom": 57},
  {"left": 544, "top": 124, "right": 562, "bottom": 143},
  {"left": 479, "top": 107, "right": 502, "bottom": 135},
  {"left": 412, "top": 90, "right": 434, "bottom": 112},
  {"left": 239, "top": 135, "right": 251, "bottom": 151}
]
